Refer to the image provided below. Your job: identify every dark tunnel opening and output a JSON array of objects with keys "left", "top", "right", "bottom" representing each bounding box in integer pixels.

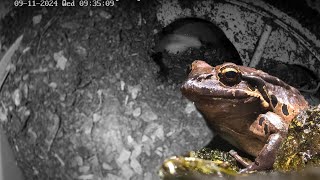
[{"left": 151, "top": 18, "right": 242, "bottom": 83}]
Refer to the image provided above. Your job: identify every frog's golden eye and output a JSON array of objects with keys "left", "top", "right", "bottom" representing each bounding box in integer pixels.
[{"left": 218, "top": 65, "right": 241, "bottom": 86}]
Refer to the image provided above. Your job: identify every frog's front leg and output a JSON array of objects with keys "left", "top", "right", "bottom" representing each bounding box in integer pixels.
[
  {"left": 242, "top": 112, "right": 288, "bottom": 172},
  {"left": 241, "top": 133, "right": 284, "bottom": 172}
]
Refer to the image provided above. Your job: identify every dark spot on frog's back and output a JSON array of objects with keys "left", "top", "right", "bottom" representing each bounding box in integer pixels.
[
  {"left": 264, "top": 124, "right": 269, "bottom": 135},
  {"left": 271, "top": 95, "right": 278, "bottom": 108},
  {"left": 259, "top": 117, "right": 265, "bottom": 126},
  {"left": 282, "top": 104, "right": 289, "bottom": 116}
]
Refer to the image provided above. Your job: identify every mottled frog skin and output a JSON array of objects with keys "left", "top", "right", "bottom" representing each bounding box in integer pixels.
[{"left": 181, "top": 60, "right": 309, "bottom": 172}]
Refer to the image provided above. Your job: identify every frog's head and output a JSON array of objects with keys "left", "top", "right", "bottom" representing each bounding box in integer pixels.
[
  {"left": 181, "top": 60, "right": 308, "bottom": 123},
  {"left": 181, "top": 60, "right": 267, "bottom": 106}
]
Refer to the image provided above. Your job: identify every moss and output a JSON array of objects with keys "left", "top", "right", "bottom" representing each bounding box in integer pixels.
[
  {"left": 159, "top": 148, "right": 240, "bottom": 179},
  {"left": 274, "top": 106, "right": 320, "bottom": 172},
  {"left": 191, "top": 148, "right": 239, "bottom": 171}
]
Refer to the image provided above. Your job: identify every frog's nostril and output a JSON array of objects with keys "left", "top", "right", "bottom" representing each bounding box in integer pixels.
[
  {"left": 195, "top": 74, "right": 213, "bottom": 81},
  {"left": 205, "top": 74, "right": 213, "bottom": 79},
  {"left": 196, "top": 77, "right": 203, "bottom": 82}
]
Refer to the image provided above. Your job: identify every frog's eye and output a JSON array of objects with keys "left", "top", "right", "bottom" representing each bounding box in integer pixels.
[{"left": 218, "top": 66, "right": 241, "bottom": 86}]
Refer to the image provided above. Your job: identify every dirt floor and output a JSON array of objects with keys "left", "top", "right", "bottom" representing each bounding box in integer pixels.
[
  {"left": 0, "top": 1, "right": 320, "bottom": 180},
  {"left": 0, "top": 3, "right": 214, "bottom": 180}
]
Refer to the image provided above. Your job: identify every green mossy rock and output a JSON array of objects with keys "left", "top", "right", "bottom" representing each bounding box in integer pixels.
[
  {"left": 159, "top": 148, "right": 240, "bottom": 179},
  {"left": 274, "top": 106, "right": 320, "bottom": 171}
]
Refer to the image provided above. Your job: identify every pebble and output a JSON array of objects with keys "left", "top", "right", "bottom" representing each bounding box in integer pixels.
[
  {"left": 60, "top": 22, "right": 81, "bottom": 29},
  {"left": 45, "top": 112, "right": 60, "bottom": 151},
  {"left": 121, "top": 164, "right": 134, "bottom": 180},
  {"left": 141, "top": 135, "right": 150, "bottom": 143},
  {"left": 116, "top": 149, "right": 131, "bottom": 165},
  {"left": 128, "top": 85, "right": 141, "bottom": 99},
  {"left": 49, "top": 82, "right": 57, "bottom": 89},
  {"left": 127, "top": 135, "right": 134, "bottom": 145},
  {"left": 131, "top": 146, "right": 142, "bottom": 162},
  {"left": 0, "top": 106, "right": 7, "bottom": 122},
  {"left": 88, "top": 155, "right": 99, "bottom": 168},
  {"left": 33, "top": 167, "right": 39, "bottom": 175},
  {"left": 124, "top": 101, "right": 134, "bottom": 115},
  {"left": 137, "top": 13, "right": 142, "bottom": 26},
  {"left": 115, "top": 71, "right": 121, "bottom": 79},
  {"left": 22, "top": 74, "right": 29, "bottom": 81},
  {"left": 120, "top": 80, "right": 125, "bottom": 91},
  {"left": 184, "top": 102, "right": 196, "bottom": 114},
  {"left": 22, "top": 83, "right": 29, "bottom": 99},
  {"left": 32, "top": 14, "right": 42, "bottom": 25},
  {"left": 144, "top": 172, "right": 153, "bottom": 180},
  {"left": 75, "top": 45, "right": 87, "bottom": 57},
  {"left": 154, "top": 125, "right": 164, "bottom": 141},
  {"left": 78, "top": 174, "right": 94, "bottom": 180},
  {"left": 102, "top": 163, "right": 113, "bottom": 170},
  {"left": 74, "top": 156, "right": 84, "bottom": 166},
  {"left": 53, "top": 51, "right": 68, "bottom": 70},
  {"left": 44, "top": 55, "right": 51, "bottom": 61},
  {"left": 141, "top": 103, "right": 158, "bottom": 122},
  {"left": 92, "top": 113, "right": 101, "bottom": 122},
  {"left": 107, "top": 174, "right": 122, "bottom": 180},
  {"left": 12, "top": 88, "right": 22, "bottom": 106},
  {"left": 132, "top": 107, "right": 141, "bottom": 117},
  {"left": 124, "top": 95, "right": 129, "bottom": 106},
  {"left": 8, "top": 63, "right": 16, "bottom": 73},
  {"left": 130, "top": 159, "right": 142, "bottom": 174},
  {"left": 155, "top": 147, "right": 163, "bottom": 156},
  {"left": 18, "top": 106, "right": 31, "bottom": 124},
  {"left": 78, "top": 165, "right": 90, "bottom": 173},
  {"left": 99, "top": 11, "right": 112, "bottom": 19},
  {"left": 59, "top": 93, "right": 66, "bottom": 101}
]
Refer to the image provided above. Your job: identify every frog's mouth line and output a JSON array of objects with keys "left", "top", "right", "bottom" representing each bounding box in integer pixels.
[
  {"left": 181, "top": 78, "right": 259, "bottom": 98},
  {"left": 196, "top": 95, "right": 253, "bottom": 100},
  {"left": 189, "top": 95, "right": 257, "bottom": 104},
  {"left": 181, "top": 85, "right": 256, "bottom": 99}
]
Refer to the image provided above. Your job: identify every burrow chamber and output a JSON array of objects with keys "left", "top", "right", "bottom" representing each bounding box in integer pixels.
[{"left": 153, "top": 0, "right": 320, "bottom": 104}]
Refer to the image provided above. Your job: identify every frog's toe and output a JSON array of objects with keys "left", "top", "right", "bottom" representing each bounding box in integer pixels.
[{"left": 239, "top": 163, "right": 259, "bottom": 173}]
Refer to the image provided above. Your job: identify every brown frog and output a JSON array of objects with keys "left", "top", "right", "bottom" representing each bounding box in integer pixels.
[{"left": 181, "top": 60, "right": 309, "bottom": 172}]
